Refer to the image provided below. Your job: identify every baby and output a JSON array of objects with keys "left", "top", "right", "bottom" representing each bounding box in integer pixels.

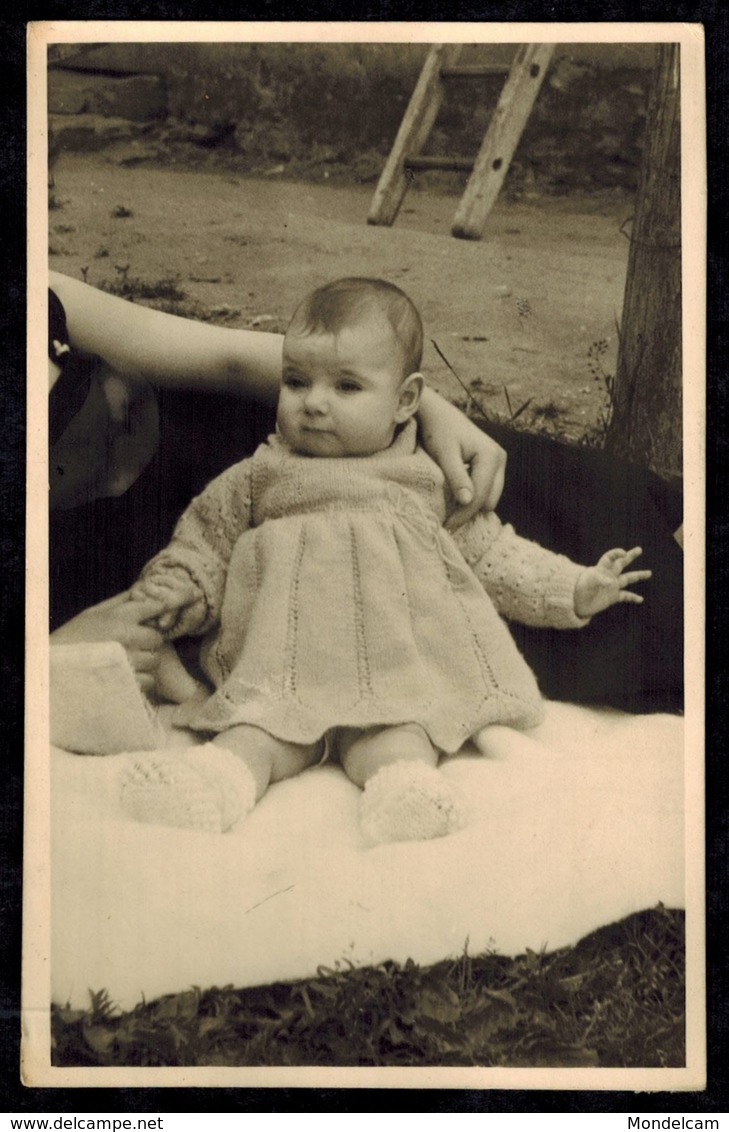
[{"left": 121, "top": 277, "right": 650, "bottom": 843}]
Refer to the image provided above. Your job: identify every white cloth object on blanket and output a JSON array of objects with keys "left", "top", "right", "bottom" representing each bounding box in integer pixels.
[
  {"left": 50, "top": 701, "right": 684, "bottom": 1012},
  {"left": 50, "top": 641, "right": 163, "bottom": 754}
]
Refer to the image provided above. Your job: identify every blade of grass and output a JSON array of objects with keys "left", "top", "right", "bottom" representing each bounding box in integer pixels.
[{"left": 430, "top": 338, "right": 490, "bottom": 420}]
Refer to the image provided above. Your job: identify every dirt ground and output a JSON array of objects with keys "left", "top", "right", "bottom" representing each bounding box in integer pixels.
[{"left": 48, "top": 151, "right": 633, "bottom": 442}]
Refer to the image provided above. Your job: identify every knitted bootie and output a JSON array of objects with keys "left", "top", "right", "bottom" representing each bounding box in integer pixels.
[
  {"left": 119, "top": 743, "right": 257, "bottom": 833},
  {"left": 360, "top": 760, "right": 468, "bottom": 845}
]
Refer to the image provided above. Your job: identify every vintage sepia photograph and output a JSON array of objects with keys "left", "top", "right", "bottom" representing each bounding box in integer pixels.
[{"left": 24, "top": 21, "right": 705, "bottom": 1091}]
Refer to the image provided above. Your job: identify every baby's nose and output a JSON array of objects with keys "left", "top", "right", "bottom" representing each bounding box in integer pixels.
[{"left": 304, "top": 386, "right": 328, "bottom": 412}]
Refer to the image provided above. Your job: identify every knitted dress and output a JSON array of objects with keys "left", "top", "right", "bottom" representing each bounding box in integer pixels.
[{"left": 139, "top": 421, "right": 589, "bottom": 753}]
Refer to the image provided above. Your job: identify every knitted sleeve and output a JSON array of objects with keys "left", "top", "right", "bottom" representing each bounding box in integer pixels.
[
  {"left": 452, "top": 511, "right": 591, "bottom": 629},
  {"left": 138, "top": 459, "right": 253, "bottom": 636}
]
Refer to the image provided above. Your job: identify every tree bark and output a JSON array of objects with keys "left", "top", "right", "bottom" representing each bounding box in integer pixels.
[{"left": 605, "top": 44, "right": 682, "bottom": 480}]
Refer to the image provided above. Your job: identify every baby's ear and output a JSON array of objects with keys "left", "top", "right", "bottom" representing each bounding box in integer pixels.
[{"left": 395, "top": 372, "right": 425, "bottom": 422}]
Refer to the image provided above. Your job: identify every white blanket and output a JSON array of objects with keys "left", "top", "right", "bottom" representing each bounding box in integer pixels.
[{"left": 51, "top": 700, "right": 684, "bottom": 1013}]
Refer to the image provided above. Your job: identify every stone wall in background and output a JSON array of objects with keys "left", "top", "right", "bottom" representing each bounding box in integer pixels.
[{"left": 48, "top": 41, "right": 659, "bottom": 194}]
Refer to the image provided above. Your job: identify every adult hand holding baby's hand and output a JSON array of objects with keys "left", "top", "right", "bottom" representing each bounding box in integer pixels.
[
  {"left": 133, "top": 572, "right": 205, "bottom": 633},
  {"left": 574, "top": 547, "right": 652, "bottom": 619}
]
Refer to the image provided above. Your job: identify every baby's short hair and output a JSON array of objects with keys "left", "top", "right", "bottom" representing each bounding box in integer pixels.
[{"left": 288, "top": 277, "right": 423, "bottom": 376}]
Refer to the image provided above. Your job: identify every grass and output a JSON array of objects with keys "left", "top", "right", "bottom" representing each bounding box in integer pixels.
[
  {"left": 51, "top": 905, "right": 684, "bottom": 1069},
  {"left": 88, "top": 269, "right": 287, "bottom": 328},
  {"left": 94, "top": 271, "right": 233, "bottom": 321},
  {"left": 99, "top": 271, "right": 188, "bottom": 303},
  {"left": 431, "top": 336, "right": 617, "bottom": 450}
]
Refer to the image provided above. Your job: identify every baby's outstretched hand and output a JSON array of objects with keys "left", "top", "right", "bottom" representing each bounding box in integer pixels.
[{"left": 574, "top": 547, "right": 652, "bottom": 619}]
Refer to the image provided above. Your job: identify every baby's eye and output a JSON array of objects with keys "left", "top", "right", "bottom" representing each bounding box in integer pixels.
[
  {"left": 337, "top": 380, "right": 362, "bottom": 394},
  {"left": 283, "top": 373, "right": 307, "bottom": 390}
]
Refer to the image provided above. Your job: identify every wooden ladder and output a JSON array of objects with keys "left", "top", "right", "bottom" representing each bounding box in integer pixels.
[{"left": 367, "top": 43, "right": 555, "bottom": 240}]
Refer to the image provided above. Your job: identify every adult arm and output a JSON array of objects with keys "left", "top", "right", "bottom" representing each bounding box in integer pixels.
[
  {"left": 49, "top": 273, "right": 506, "bottom": 513},
  {"left": 49, "top": 271, "right": 283, "bottom": 404}
]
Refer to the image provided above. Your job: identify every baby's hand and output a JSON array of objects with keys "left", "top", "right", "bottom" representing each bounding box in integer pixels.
[
  {"left": 574, "top": 547, "right": 652, "bottom": 619},
  {"left": 131, "top": 573, "right": 203, "bottom": 633}
]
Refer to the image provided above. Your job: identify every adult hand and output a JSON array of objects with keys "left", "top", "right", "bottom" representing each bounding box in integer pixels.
[
  {"left": 417, "top": 388, "right": 506, "bottom": 529},
  {"left": 51, "top": 591, "right": 166, "bottom": 692}
]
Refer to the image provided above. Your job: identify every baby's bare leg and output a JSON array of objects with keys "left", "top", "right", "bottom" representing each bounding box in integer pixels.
[
  {"left": 471, "top": 724, "right": 542, "bottom": 760},
  {"left": 339, "top": 723, "right": 437, "bottom": 788},
  {"left": 213, "top": 724, "right": 321, "bottom": 802},
  {"left": 155, "top": 640, "right": 208, "bottom": 705},
  {"left": 119, "top": 725, "right": 320, "bottom": 833},
  {"left": 339, "top": 724, "right": 467, "bottom": 845}
]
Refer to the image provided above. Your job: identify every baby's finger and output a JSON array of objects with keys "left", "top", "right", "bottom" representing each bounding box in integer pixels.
[
  {"left": 618, "top": 591, "right": 644, "bottom": 603},
  {"left": 137, "top": 575, "right": 178, "bottom": 598},
  {"left": 619, "top": 569, "right": 652, "bottom": 586},
  {"left": 597, "top": 548, "right": 626, "bottom": 572},
  {"left": 621, "top": 546, "right": 643, "bottom": 565}
]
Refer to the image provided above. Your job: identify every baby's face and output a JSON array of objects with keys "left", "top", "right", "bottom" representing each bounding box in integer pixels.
[{"left": 278, "top": 315, "right": 412, "bottom": 458}]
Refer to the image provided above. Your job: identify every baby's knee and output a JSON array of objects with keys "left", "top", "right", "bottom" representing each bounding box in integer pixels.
[
  {"left": 341, "top": 723, "right": 437, "bottom": 788},
  {"left": 213, "top": 725, "right": 319, "bottom": 797},
  {"left": 270, "top": 737, "right": 323, "bottom": 783}
]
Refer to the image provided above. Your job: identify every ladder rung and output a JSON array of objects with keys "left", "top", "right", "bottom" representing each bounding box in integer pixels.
[
  {"left": 440, "top": 64, "right": 511, "bottom": 79},
  {"left": 404, "top": 154, "right": 474, "bottom": 173},
  {"left": 369, "top": 43, "right": 555, "bottom": 236}
]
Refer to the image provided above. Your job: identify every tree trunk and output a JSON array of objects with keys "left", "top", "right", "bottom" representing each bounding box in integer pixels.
[{"left": 605, "top": 44, "right": 682, "bottom": 480}]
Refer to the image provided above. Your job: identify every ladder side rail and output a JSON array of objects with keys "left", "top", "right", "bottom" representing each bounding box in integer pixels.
[
  {"left": 452, "top": 43, "right": 556, "bottom": 240},
  {"left": 367, "top": 43, "right": 463, "bottom": 227}
]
